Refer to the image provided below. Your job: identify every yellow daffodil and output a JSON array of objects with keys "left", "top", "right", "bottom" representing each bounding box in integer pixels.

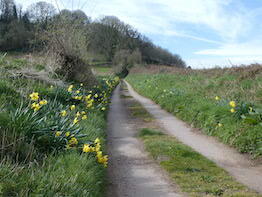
[
  {"left": 87, "top": 103, "right": 92, "bottom": 108},
  {"left": 55, "top": 131, "right": 62, "bottom": 136},
  {"left": 39, "top": 99, "right": 48, "bottom": 105},
  {"left": 69, "top": 137, "right": 78, "bottom": 145},
  {"left": 215, "top": 96, "right": 220, "bottom": 101},
  {"left": 97, "top": 155, "right": 108, "bottom": 167},
  {"left": 74, "top": 96, "right": 82, "bottom": 100},
  {"left": 85, "top": 94, "right": 92, "bottom": 100},
  {"left": 76, "top": 112, "right": 81, "bottom": 117},
  {"left": 68, "top": 85, "right": 73, "bottom": 92},
  {"left": 101, "top": 107, "right": 106, "bottom": 111},
  {"left": 60, "top": 110, "right": 67, "bottom": 117},
  {"left": 76, "top": 90, "right": 80, "bottom": 94},
  {"left": 95, "top": 138, "right": 100, "bottom": 144},
  {"left": 218, "top": 123, "right": 223, "bottom": 127},
  {"left": 73, "top": 117, "right": 79, "bottom": 124},
  {"left": 33, "top": 105, "right": 41, "bottom": 111},
  {"left": 82, "top": 115, "right": 87, "bottom": 120},
  {"left": 94, "top": 94, "right": 98, "bottom": 98},
  {"left": 65, "top": 131, "right": 70, "bottom": 137},
  {"left": 83, "top": 144, "right": 92, "bottom": 153},
  {"left": 229, "top": 101, "right": 236, "bottom": 108},
  {"left": 29, "top": 92, "right": 39, "bottom": 101},
  {"left": 81, "top": 111, "right": 86, "bottom": 115},
  {"left": 96, "top": 151, "right": 102, "bottom": 158},
  {"left": 31, "top": 102, "right": 41, "bottom": 111},
  {"left": 95, "top": 143, "right": 101, "bottom": 152},
  {"left": 87, "top": 146, "right": 95, "bottom": 152},
  {"left": 230, "top": 108, "right": 235, "bottom": 113},
  {"left": 80, "top": 83, "right": 83, "bottom": 86},
  {"left": 31, "top": 102, "right": 37, "bottom": 108},
  {"left": 70, "top": 105, "right": 76, "bottom": 110}
]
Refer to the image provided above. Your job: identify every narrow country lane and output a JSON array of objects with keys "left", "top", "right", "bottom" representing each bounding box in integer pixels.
[
  {"left": 106, "top": 84, "right": 184, "bottom": 197},
  {"left": 124, "top": 80, "right": 262, "bottom": 194}
]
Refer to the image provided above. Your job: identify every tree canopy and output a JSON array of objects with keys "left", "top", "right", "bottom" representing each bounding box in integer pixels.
[{"left": 0, "top": 0, "right": 186, "bottom": 68}]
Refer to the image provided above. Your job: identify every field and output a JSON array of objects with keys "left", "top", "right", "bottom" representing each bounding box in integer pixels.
[
  {"left": 126, "top": 65, "right": 262, "bottom": 157},
  {"left": 92, "top": 66, "right": 113, "bottom": 76}
]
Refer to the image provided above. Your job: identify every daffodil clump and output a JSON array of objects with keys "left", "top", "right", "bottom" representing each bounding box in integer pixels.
[
  {"left": 65, "top": 77, "right": 119, "bottom": 112},
  {"left": 27, "top": 92, "right": 89, "bottom": 153},
  {"left": 229, "top": 100, "right": 236, "bottom": 113},
  {"left": 214, "top": 96, "right": 261, "bottom": 127},
  {"left": 29, "top": 92, "right": 48, "bottom": 111},
  {"left": 24, "top": 77, "right": 119, "bottom": 167},
  {"left": 82, "top": 138, "right": 108, "bottom": 167}
]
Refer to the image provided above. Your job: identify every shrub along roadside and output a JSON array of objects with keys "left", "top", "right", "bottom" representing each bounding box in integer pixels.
[
  {"left": 126, "top": 73, "right": 262, "bottom": 157},
  {"left": 0, "top": 74, "right": 119, "bottom": 196}
]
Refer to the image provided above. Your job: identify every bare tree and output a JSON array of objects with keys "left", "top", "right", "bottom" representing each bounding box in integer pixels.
[
  {"left": 0, "top": 0, "right": 15, "bottom": 21},
  {"left": 113, "top": 48, "right": 142, "bottom": 77},
  {"left": 27, "top": 1, "right": 56, "bottom": 24},
  {"left": 39, "top": 10, "right": 97, "bottom": 86}
]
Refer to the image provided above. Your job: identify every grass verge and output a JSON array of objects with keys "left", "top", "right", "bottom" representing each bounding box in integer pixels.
[
  {"left": 128, "top": 102, "right": 154, "bottom": 122},
  {"left": 123, "top": 86, "right": 261, "bottom": 197},
  {"left": 0, "top": 54, "right": 119, "bottom": 196},
  {"left": 0, "top": 112, "right": 106, "bottom": 196},
  {"left": 139, "top": 128, "right": 261, "bottom": 197},
  {"left": 126, "top": 71, "right": 262, "bottom": 157}
]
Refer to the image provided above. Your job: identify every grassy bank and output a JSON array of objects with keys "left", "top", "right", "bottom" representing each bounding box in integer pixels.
[
  {"left": 126, "top": 66, "right": 262, "bottom": 156},
  {"left": 124, "top": 86, "right": 261, "bottom": 196},
  {"left": 0, "top": 54, "right": 118, "bottom": 196},
  {"left": 0, "top": 113, "right": 107, "bottom": 196}
]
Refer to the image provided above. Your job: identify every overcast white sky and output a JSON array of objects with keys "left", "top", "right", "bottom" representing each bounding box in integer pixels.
[{"left": 16, "top": 0, "right": 262, "bottom": 68}]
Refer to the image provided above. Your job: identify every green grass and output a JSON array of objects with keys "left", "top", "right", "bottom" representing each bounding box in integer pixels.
[
  {"left": 126, "top": 70, "right": 262, "bottom": 156},
  {"left": 120, "top": 95, "right": 133, "bottom": 99},
  {"left": 93, "top": 66, "right": 112, "bottom": 74},
  {"left": 139, "top": 128, "right": 261, "bottom": 197},
  {"left": 128, "top": 102, "right": 154, "bottom": 122},
  {"left": 138, "top": 128, "right": 164, "bottom": 137},
  {"left": 0, "top": 113, "right": 106, "bottom": 196},
  {"left": 0, "top": 55, "right": 115, "bottom": 196}
]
